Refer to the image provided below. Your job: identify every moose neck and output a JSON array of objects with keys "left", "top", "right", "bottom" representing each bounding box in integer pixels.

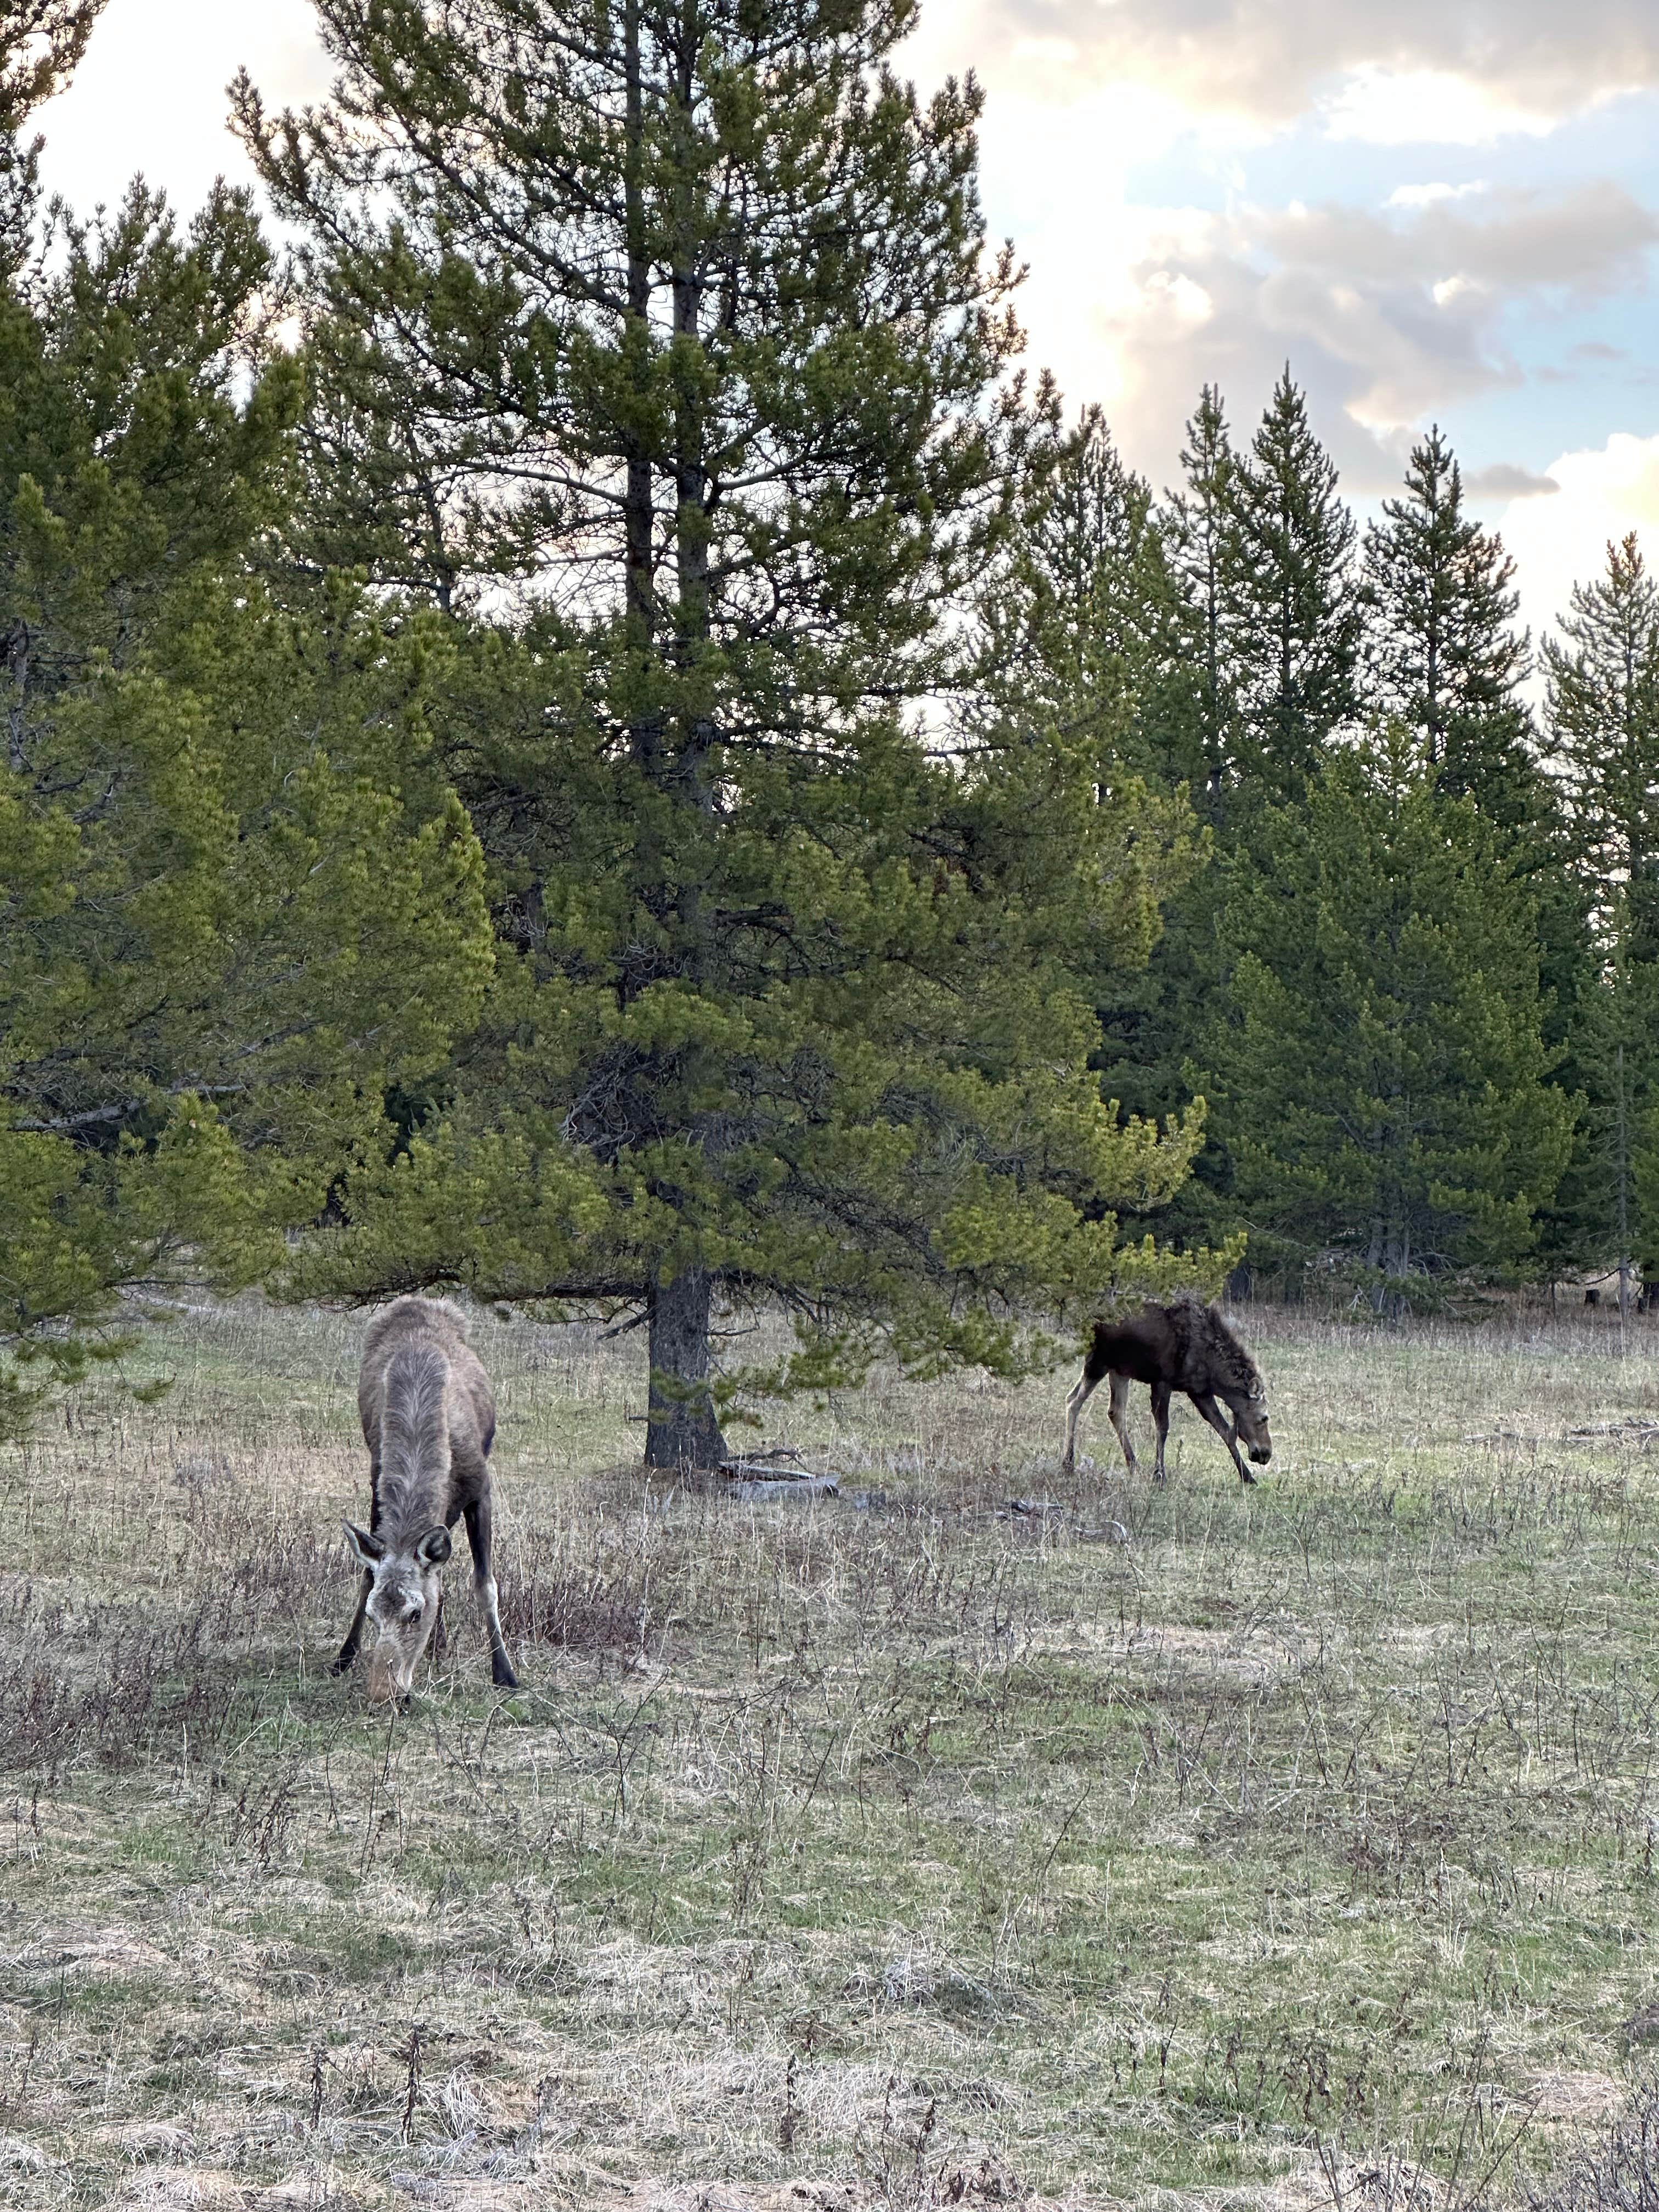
[{"left": 377, "top": 1347, "right": 453, "bottom": 1547}]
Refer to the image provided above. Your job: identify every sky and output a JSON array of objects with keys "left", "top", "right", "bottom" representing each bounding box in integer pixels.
[{"left": 30, "top": 0, "right": 1659, "bottom": 646}]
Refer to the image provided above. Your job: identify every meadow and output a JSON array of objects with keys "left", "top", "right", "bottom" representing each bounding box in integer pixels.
[{"left": 3, "top": 1296, "right": 1659, "bottom": 2210}]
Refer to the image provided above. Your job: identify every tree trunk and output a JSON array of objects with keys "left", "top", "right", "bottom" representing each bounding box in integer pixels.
[{"left": 645, "top": 1266, "right": 728, "bottom": 1469}]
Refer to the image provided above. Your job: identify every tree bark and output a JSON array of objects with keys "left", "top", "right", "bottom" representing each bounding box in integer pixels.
[{"left": 645, "top": 1265, "right": 728, "bottom": 1468}]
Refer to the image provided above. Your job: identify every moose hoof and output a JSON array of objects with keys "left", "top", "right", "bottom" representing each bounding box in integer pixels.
[
  {"left": 492, "top": 1658, "right": 520, "bottom": 1690},
  {"left": 330, "top": 1649, "right": 358, "bottom": 1677}
]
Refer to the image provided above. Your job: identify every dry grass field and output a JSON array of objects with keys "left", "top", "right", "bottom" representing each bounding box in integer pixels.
[{"left": 5, "top": 1297, "right": 1659, "bottom": 2210}]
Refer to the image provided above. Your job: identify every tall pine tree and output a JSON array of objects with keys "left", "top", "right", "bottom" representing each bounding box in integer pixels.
[
  {"left": 1224, "top": 369, "right": 1359, "bottom": 806},
  {"left": 974, "top": 403, "right": 1206, "bottom": 793},
  {"left": 1161, "top": 383, "right": 1237, "bottom": 826},
  {"left": 241, "top": 0, "right": 1208, "bottom": 1466},
  {"left": 1362, "top": 425, "right": 1540, "bottom": 832},
  {"left": 1548, "top": 535, "right": 1659, "bottom": 959},
  {"left": 1363, "top": 426, "right": 1593, "bottom": 1287},
  {"left": 1545, "top": 534, "right": 1659, "bottom": 1301}
]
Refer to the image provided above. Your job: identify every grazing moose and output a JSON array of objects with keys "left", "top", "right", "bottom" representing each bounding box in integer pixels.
[
  {"left": 333, "top": 1296, "right": 518, "bottom": 1703},
  {"left": 1062, "top": 1299, "right": 1273, "bottom": 1485}
]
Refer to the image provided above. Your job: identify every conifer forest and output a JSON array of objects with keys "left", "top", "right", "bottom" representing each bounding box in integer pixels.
[
  {"left": 8, "top": 5, "right": 1659, "bottom": 2208},
  {"left": 7, "top": 0, "right": 1659, "bottom": 1445}
]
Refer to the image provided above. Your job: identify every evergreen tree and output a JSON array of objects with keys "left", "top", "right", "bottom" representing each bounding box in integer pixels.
[
  {"left": 1363, "top": 425, "right": 1541, "bottom": 833},
  {"left": 1547, "top": 534, "right": 1659, "bottom": 960},
  {"left": 976, "top": 406, "right": 1148, "bottom": 748},
  {"left": 1160, "top": 383, "right": 1237, "bottom": 825},
  {"left": 1223, "top": 368, "right": 1359, "bottom": 805},
  {"left": 0, "top": 89, "right": 492, "bottom": 1436},
  {"left": 1363, "top": 426, "right": 1596, "bottom": 1287},
  {"left": 1544, "top": 535, "right": 1659, "bottom": 1296},
  {"left": 1209, "top": 727, "right": 1572, "bottom": 1302},
  {"left": 241, "top": 0, "right": 1207, "bottom": 1467},
  {"left": 974, "top": 402, "right": 1207, "bottom": 794},
  {"left": 0, "top": 3, "right": 103, "bottom": 139}
]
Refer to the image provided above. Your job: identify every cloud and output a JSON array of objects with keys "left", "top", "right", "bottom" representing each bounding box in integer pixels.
[
  {"left": 1322, "top": 71, "right": 1558, "bottom": 145},
  {"left": 1496, "top": 432, "right": 1659, "bottom": 642},
  {"left": 1255, "top": 184, "right": 1658, "bottom": 298},
  {"left": 1464, "top": 463, "right": 1560, "bottom": 498},
  {"left": 1387, "top": 180, "right": 1489, "bottom": 209},
  {"left": 34, "top": 0, "right": 326, "bottom": 217},
  {"left": 1088, "top": 183, "right": 1659, "bottom": 489},
  {"left": 907, "top": 0, "right": 1659, "bottom": 129}
]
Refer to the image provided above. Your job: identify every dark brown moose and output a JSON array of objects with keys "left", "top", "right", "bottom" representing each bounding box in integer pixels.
[
  {"left": 1062, "top": 1299, "right": 1273, "bottom": 1485},
  {"left": 333, "top": 1296, "right": 518, "bottom": 1703}
]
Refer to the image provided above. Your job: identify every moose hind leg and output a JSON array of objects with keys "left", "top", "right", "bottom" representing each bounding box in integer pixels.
[
  {"left": 332, "top": 1568, "right": 373, "bottom": 1676},
  {"left": 1107, "top": 1372, "right": 1138, "bottom": 1473},
  {"left": 1150, "top": 1381, "right": 1173, "bottom": 1481},
  {"left": 1062, "top": 1367, "right": 1103, "bottom": 1472},
  {"left": 464, "top": 1488, "right": 519, "bottom": 1689}
]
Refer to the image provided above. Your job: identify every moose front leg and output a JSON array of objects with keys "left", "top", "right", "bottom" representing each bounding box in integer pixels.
[
  {"left": 334, "top": 1456, "right": 384, "bottom": 1675},
  {"left": 463, "top": 1487, "right": 519, "bottom": 1690},
  {"left": 1192, "top": 1391, "right": 1257, "bottom": 1484},
  {"left": 331, "top": 1569, "right": 373, "bottom": 1675}
]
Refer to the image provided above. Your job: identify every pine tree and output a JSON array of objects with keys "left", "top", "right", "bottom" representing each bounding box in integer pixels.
[
  {"left": 0, "top": 4, "right": 103, "bottom": 138},
  {"left": 1161, "top": 383, "right": 1237, "bottom": 825},
  {"left": 240, "top": 0, "right": 1209, "bottom": 1467},
  {"left": 1363, "top": 425, "right": 1542, "bottom": 833},
  {"left": 1363, "top": 425, "right": 1596, "bottom": 1289},
  {"left": 974, "top": 402, "right": 1209, "bottom": 800},
  {"left": 976, "top": 407, "right": 1149, "bottom": 751},
  {"left": 0, "top": 86, "right": 492, "bottom": 1436},
  {"left": 1209, "top": 727, "right": 1572, "bottom": 1302},
  {"left": 1547, "top": 534, "right": 1659, "bottom": 960},
  {"left": 1224, "top": 369, "right": 1359, "bottom": 805},
  {"left": 1544, "top": 535, "right": 1659, "bottom": 1297}
]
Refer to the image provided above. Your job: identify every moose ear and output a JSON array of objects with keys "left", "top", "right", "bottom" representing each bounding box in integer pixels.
[
  {"left": 343, "top": 1520, "right": 385, "bottom": 1568},
  {"left": 415, "top": 1525, "right": 452, "bottom": 1567}
]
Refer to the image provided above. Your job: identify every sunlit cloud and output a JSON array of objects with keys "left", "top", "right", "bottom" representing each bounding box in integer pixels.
[
  {"left": 1387, "top": 181, "right": 1489, "bottom": 210},
  {"left": 1499, "top": 433, "right": 1659, "bottom": 647},
  {"left": 33, "top": 0, "right": 326, "bottom": 216},
  {"left": 25, "top": 0, "right": 1659, "bottom": 628},
  {"left": 1320, "top": 70, "right": 1559, "bottom": 146},
  {"left": 910, "top": 0, "right": 1659, "bottom": 124}
]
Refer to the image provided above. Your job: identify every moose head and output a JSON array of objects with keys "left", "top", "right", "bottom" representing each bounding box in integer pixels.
[
  {"left": 1229, "top": 1383, "right": 1273, "bottom": 1466},
  {"left": 342, "top": 1520, "right": 453, "bottom": 1704}
]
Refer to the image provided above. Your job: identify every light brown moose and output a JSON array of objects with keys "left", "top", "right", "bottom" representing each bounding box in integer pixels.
[{"left": 333, "top": 1296, "right": 518, "bottom": 1703}]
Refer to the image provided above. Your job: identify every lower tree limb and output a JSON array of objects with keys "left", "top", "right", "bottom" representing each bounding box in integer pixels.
[{"left": 645, "top": 1264, "right": 727, "bottom": 1469}]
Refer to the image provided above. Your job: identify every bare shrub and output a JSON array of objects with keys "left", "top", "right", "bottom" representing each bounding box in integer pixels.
[
  {"left": 0, "top": 1589, "right": 242, "bottom": 1771},
  {"left": 1528, "top": 2080, "right": 1659, "bottom": 2211},
  {"left": 490, "top": 1523, "right": 661, "bottom": 1658}
]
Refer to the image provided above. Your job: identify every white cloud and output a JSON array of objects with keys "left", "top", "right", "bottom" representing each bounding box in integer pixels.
[
  {"left": 1387, "top": 181, "right": 1489, "bottom": 209},
  {"left": 906, "top": 0, "right": 1659, "bottom": 127},
  {"left": 1496, "top": 433, "right": 1659, "bottom": 642},
  {"left": 1321, "top": 70, "right": 1558, "bottom": 146},
  {"left": 33, "top": 0, "right": 327, "bottom": 216}
]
